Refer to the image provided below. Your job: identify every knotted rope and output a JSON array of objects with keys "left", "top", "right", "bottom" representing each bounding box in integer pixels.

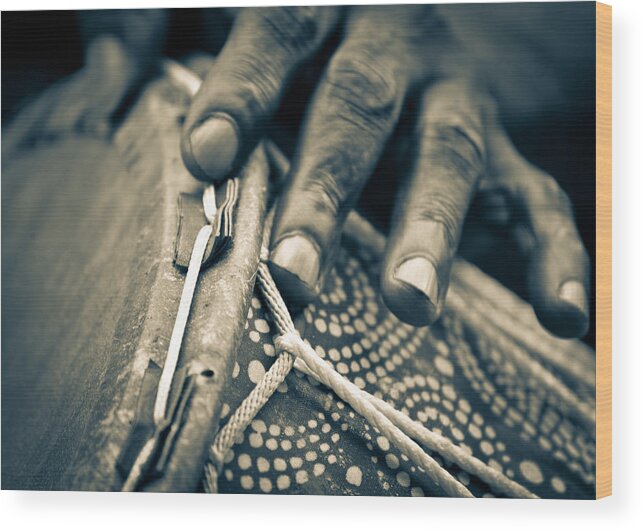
[
  {"left": 205, "top": 217, "right": 537, "bottom": 498},
  {"left": 160, "top": 59, "right": 537, "bottom": 498}
]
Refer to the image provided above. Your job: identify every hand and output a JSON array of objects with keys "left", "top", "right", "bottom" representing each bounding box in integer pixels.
[
  {"left": 381, "top": 81, "right": 590, "bottom": 338},
  {"left": 180, "top": 6, "right": 590, "bottom": 338},
  {"left": 3, "top": 36, "right": 142, "bottom": 156}
]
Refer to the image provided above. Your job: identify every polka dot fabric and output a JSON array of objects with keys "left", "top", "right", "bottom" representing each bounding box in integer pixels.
[{"left": 214, "top": 243, "right": 595, "bottom": 498}]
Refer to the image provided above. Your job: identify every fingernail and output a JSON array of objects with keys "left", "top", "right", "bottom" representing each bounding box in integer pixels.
[
  {"left": 559, "top": 280, "right": 588, "bottom": 315},
  {"left": 394, "top": 257, "right": 439, "bottom": 307},
  {"left": 189, "top": 113, "right": 239, "bottom": 180},
  {"left": 270, "top": 235, "right": 320, "bottom": 291}
]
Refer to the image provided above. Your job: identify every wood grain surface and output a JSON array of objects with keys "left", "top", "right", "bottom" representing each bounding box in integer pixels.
[
  {"left": 1, "top": 77, "right": 269, "bottom": 491},
  {"left": 595, "top": 1, "right": 612, "bottom": 500}
]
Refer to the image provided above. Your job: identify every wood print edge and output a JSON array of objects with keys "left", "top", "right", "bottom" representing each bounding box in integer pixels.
[{"left": 595, "top": 0, "right": 612, "bottom": 500}]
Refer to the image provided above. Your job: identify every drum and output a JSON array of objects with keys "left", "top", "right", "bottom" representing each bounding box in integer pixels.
[{"left": 1, "top": 70, "right": 596, "bottom": 497}]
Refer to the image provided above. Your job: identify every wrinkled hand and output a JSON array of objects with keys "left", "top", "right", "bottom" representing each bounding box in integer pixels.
[{"left": 179, "top": 5, "right": 589, "bottom": 338}]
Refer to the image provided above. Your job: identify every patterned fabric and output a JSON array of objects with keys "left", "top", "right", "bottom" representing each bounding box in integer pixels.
[{"left": 214, "top": 241, "right": 595, "bottom": 498}]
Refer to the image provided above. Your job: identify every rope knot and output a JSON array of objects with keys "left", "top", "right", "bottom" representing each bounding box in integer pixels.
[
  {"left": 260, "top": 245, "right": 270, "bottom": 262},
  {"left": 274, "top": 331, "right": 303, "bottom": 356}
]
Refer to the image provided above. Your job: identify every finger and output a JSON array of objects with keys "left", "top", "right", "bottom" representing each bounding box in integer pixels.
[
  {"left": 181, "top": 6, "right": 339, "bottom": 182},
  {"left": 381, "top": 79, "right": 489, "bottom": 326},
  {"left": 268, "top": 6, "right": 438, "bottom": 307},
  {"left": 489, "top": 128, "right": 590, "bottom": 338}
]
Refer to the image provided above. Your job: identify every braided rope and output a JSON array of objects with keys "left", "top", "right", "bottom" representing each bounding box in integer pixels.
[
  {"left": 208, "top": 255, "right": 464, "bottom": 496},
  {"left": 204, "top": 207, "right": 541, "bottom": 497},
  {"left": 290, "top": 356, "right": 536, "bottom": 499},
  {"left": 206, "top": 237, "right": 543, "bottom": 497},
  {"left": 161, "top": 59, "right": 539, "bottom": 498},
  {"left": 209, "top": 350, "right": 294, "bottom": 471},
  {"left": 276, "top": 332, "right": 472, "bottom": 498}
]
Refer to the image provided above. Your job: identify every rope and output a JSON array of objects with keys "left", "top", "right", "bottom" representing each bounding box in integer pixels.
[
  {"left": 289, "top": 355, "right": 536, "bottom": 499},
  {"left": 275, "top": 332, "right": 472, "bottom": 498},
  {"left": 207, "top": 240, "right": 537, "bottom": 497},
  {"left": 203, "top": 196, "right": 541, "bottom": 497},
  {"left": 207, "top": 226, "right": 296, "bottom": 475},
  {"left": 206, "top": 346, "right": 295, "bottom": 493},
  {"left": 161, "top": 59, "right": 537, "bottom": 498}
]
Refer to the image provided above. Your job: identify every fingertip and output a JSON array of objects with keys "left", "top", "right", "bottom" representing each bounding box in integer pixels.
[
  {"left": 269, "top": 233, "right": 320, "bottom": 309},
  {"left": 382, "top": 256, "right": 441, "bottom": 327},
  {"left": 552, "top": 279, "right": 590, "bottom": 338},
  {"left": 559, "top": 279, "right": 589, "bottom": 316},
  {"left": 528, "top": 259, "right": 590, "bottom": 339},
  {"left": 182, "top": 112, "right": 240, "bottom": 182},
  {"left": 533, "top": 298, "right": 590, "bottom": 339}
]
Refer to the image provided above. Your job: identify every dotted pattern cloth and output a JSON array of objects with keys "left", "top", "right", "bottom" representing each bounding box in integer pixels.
[{"left": 214, "top": 243, "right": 595, "bottom": 498}]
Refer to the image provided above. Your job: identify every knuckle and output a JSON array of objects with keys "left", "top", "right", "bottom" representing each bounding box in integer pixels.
[
  {"left": 257, "top": 6, "right": 322, "bottom": 57},
  {"left": 228, "top": 52, "right": 282, "bottom": 115},
  {"left": 408, "top": 191, "right": 463, "bottom": 250},
  {"left": 540, "top": 173, "right": 571, "bottom": 209},
  {"left": 431, "top": 79, "right": 493, "bottom": 116},
  {"left": 527, "top": 172, "right": 582, "bottom": 245},
  {"left": 325, "top": 50, "right": 400, "bottom": 134},
  {"left": 298, "top": 169, "right": 346, "bottom": 220},
  {"left": 421, "top": 123, "right": 485, "bottom": 185},
  {"left": 549, "top": 220, "right": 578, "bottom": 243},
  {"left": 526, "top": 169, "right": 573, "bottom": 215}
]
